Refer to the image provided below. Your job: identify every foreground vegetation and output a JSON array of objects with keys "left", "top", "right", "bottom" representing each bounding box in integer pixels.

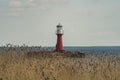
[{"left": 0, "top": 50, "right": 120, "bottom": 80}]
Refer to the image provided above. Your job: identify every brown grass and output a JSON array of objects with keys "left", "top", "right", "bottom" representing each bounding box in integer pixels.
[{"left": 0, "top": 51, "right": 120, "bottom": 80}]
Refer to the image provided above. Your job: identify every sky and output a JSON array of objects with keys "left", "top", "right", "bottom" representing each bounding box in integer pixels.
[{"left": 0, "top": 0, "right": 120, "bottom": 46}]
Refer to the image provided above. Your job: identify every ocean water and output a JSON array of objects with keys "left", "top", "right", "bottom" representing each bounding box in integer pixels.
[
  {"left": 65, "top": 46, "right": 120, "bottom": 56},
  {"left": 65, "top": 46, "right": 120, "bottom": 52}
]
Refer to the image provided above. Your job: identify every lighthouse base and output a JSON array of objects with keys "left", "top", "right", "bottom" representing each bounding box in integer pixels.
[{"left": 55, "top": 49, "right": 65, "bottom": 53}]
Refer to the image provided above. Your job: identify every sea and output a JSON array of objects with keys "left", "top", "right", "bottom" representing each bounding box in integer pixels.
[
  {"left": 0, "top": 46, "right": 120, "bottom": 56},
  {"left": 65, "top": 46, "right": 120, "bottom": 56}
]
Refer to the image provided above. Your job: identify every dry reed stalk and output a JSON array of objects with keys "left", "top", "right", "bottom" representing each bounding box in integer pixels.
[{"left": 0, "top": 51, "right": 120, "bottom": 80}]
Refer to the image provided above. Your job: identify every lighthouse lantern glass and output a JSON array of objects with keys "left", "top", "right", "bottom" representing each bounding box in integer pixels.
[{"left": 56, "top": 25, "right": 64, "bottom": 34}]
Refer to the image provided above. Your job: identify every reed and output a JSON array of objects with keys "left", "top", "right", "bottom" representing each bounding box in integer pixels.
[{"left": 0, "top": 50, "right": 120, "bottom": 80}]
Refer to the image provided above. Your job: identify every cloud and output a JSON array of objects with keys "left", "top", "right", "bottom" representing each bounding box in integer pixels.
[
  {"left": 10, "top": 0, "right": 23, "bottom": 7},
  {"left": 34, "top": 0, "right": 69, "bottom": 4},
  {"left": 9, "top": 0, "right": 69, "bottom": 8},
  {"left": 7, "top": 0, "right": 69, "bottom": 16}
]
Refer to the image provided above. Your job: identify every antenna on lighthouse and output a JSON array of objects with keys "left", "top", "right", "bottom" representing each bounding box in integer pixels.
[{"left": 55, "top": 23, "right": 64, "bottom": 51}]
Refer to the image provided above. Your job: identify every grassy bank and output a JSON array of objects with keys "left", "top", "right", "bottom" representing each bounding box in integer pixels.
[{"left": 0, "top": 51, "right": 120, "bottom": 80}]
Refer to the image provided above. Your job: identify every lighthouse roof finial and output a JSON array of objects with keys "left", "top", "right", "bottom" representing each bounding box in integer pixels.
[
  {"left": 58, "top": 23, "right": 61, "bottom": 25},
  {"left": 57, "top": 23, "right": 62, "bottom": 27}
]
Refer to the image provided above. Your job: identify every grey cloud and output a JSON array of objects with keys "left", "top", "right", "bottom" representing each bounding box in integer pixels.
[
  {"left": 7, "top": 0, "right": 69, "bottom": 16},
  {"left": 10, "top": 0, "right": 69, "bottom": 8}
]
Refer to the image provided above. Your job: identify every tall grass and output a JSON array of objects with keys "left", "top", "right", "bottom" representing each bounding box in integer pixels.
[{"left": 0, "top": 50, "right": 120, "bottom": 80}]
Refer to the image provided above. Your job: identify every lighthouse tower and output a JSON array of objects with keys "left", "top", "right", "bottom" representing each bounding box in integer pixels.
[{"left": 56, "top": 23, "right": 64, "bottom": 51}]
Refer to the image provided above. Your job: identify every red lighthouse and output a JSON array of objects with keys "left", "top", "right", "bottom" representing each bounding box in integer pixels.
[{"left": 56, "top": 23, "right": 64, "bottom": 51}]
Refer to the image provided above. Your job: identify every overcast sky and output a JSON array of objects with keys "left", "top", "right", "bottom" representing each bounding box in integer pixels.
[{"left": 0, "top": 0, "right": 120, "bottom": 46}]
